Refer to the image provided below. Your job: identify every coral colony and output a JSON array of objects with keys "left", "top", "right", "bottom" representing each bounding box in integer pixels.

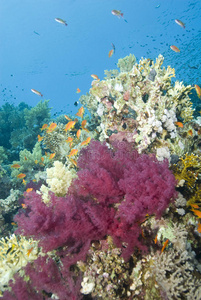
[{"left": 1, "top": 55, "right": 201, "bottom": 299}]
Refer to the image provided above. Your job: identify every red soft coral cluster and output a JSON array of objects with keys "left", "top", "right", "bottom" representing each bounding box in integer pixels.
[{"left": 7, "top": 140, "right": 176, "bottom": 299}]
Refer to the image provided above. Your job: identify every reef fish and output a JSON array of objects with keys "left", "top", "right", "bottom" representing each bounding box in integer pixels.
[
  {"left": 47, "top": 123, "right": 57, "bottom": 132},
  {"left": 76, "top": 88, "right": 81, "bottom": 93},
  {"left": 161, "top": 239, "right": 169, "bottom": 253},
  {"left": 38, "top": 135, "right": 43, "bottom": 142},
  {"left": 49, "top": 153, "right": 56, "bottom": 160},
  {"left": 17, "top": 173, "right": 26, "bottom": 179},
  {"left": 175, "top": 19, "right": 185, "bottom": 29},
  {"left": 11, "top": 164, "right": 20, "bottom": 169},
  {"left": 65, "top": 121, "right": 76, "bottom": 131},
  {"left": 175, "top": 122, "right": 184, "bottom": 128},
  {"left": 195, "top": 84, "right": 201, "bottom": 98},
  {"left": 76, "top": 129, "right": 81, "bottom": 139},
  {"left": 68, "top": 149, "right": 78, "bottom": 157},
  {"left": 170, "top": 45, "right": 180, "bottom": 52},
  {"left": 91, "top": 74, "right": 99, "bottom": 80},
  {"left": 76, "top": 107, "right": 84, "bottom": 118},
  {"left": 40, "top": 124, "right": 48, "bottom": 131},
  {"left": 108, "top": 49, "right": 114, "bottom": 58},
  {"left": 26, "top": 188, "right": 33, "bottom": 193},
  {"left": 81, "top": 137, "right": 91, "bottom": 146},
  {"left": 111, "top": 10, "right": 124, "bottom": 18},
  {"left": 31, "top": 89, "right": 43, "bottom": 97},
  {"left": 192, "top": 209, "right": 201, "bottom": 218},
  {"left": 55, "top": 18, "right": 67, "bottom": 26}
]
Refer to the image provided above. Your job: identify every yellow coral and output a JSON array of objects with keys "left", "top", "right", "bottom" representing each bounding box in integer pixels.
[{"left": 172, "top": 153, "right": 201, "bottom": 189}]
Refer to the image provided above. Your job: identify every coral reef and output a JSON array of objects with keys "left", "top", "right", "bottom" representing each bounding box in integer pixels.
[{"left": 1, "top": 54, "right": 201, "bottom": 299}]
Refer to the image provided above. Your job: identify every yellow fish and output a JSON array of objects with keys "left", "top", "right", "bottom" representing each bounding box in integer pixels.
[
  {"left": 40, "top": 124, "right": 48, "bottom": 131},
  {"left": 47, "top": 123, "right": 57, "bottom": 133},
  {"left": 26, "top": 188, "right": 33, "bottom": 193}
]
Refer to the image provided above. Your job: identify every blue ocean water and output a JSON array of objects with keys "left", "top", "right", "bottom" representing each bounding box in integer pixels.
[{"left": 0, "top": 0, "right": 201, "bottom": 116}]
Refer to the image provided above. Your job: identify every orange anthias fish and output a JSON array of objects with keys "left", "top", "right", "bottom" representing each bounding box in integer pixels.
[
  {"left": 31, "top": 89, "right": 43, "bottom": 97},
  {"left": 81, "top": 137, "right": 91, "bottom": 146},
  {"left": 175, "top": 19, "right": 185, "bottom": 29},
  {"left": 11, "top": 164, "right": 20, "bottom": 169},
  {"left": 26, "top": 188, "right": 33, "bottom": 193},
  {"left": 70, "top": 159, "right": 77, "bottom": 167},
  {"left": 66, "top": 137, "right": 73, "bottom": 143},
  {"left": 76, "top": 129, "right": 81, "bottom": 139},
  {"left": 192, "top": 209, "right": 201, "bottom": 218},
  {"left": 21, "top": 203, "right": 27, "bottom": 209},
  {"left": 40, "top": 124, "right": 48, "bottom": 131},
  {"left": 49, "top": 153, "right": 56, "bottom": 160},
  {"left": 68, "top": 149, "right": 78, "bottom": 157},
  {"left": 190, "top": 203, "right": 199, "bottom": 209},
  {"left": 17, "top": 173, "right": 26, "bottom": 179},
  {"left": 161, "top": 239, "right": 169, "bottom": 253},
  {"left": 91, "top": 74, "right": 99, "bottom": 80},
  {"left": 195, "top": 84, "right": 201, "bottom": 98},
  {"left": 76, "top": 107, "right": 84, "bottom": 118},
  {"left": 175, "top": 121, "right": 184, "bottom": 128},
  {"left": 76, "top": 88, "right": 81, "bottom": 93},
  {"left": 47, "top": 123, "right": 57, "bottom": 133},
  {"left": 27, "top": 247, "right": 34, "bottom": 257},
  {"left": 65, "top": 121, "right": 76, "bottom": 131},
  {"left": 81, "top": 120, "right": 87, "bottom": 128},
  {"left": 188, "top": 129, "right": 193, "bottom": 137},
  {"left": 37, "top": 135, "right": 43, "bottom": 142},
  {"left": 197, "top": 222, "right": 201, "bottom": 233},
  {"left": 170, "top": 45, "right": 180, "bottom": 53},
  {"left": 108, "top": 49, "right": 114, "bottom": 58}
]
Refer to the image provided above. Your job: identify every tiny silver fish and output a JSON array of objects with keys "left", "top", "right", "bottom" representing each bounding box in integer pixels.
[{"left": 55, "top": 18, "right": 67, "bottom": 26}]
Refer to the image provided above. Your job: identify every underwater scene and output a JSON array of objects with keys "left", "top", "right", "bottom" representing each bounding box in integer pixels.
[{"left": 0, "top": 0, "right": 201, "bottom": 299}]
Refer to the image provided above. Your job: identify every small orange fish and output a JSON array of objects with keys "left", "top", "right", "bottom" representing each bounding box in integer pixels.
[
  {"left": 188, "top": 129, "right": 193, "bottom": 136},
  {"left": 70, "top": 159, "right": 77, "bottom": 167},
  {"left": 195, "top": 84, "right": 201, "bottom": 98},
  {"left": 91, "top": 74, "right": 99, "bottom": 80},
  {"left": 197, "top": 222, "right": 201, "bottom": 233},
  {"left": 41, "top": 157, "right": 44, "bottom": 162},
  {"left": 68, "top": 149, "right": 78, "bottom": 157},
  {"left": 38, "top": 135, "right": 43, "bottom": 142},
  {"left": 26, "top": 188, "right": 33, "bottom": 193},
  {"left": 32, "top": 179, "right": 37, "bottom": 182},
  {"left": 161, "top": 239, "right": 169, "bottom": 253},
  {"left": 49, "top": 153, "right": 56, "bottom": 160},
  {"left": 21, "top": 203, "right": 27, "bottom": 209},
  {"left": 64, "top": 115, "right": 72, "bottom": 121},
  {"left": 39, "top": 162, "right": 45, "bottom": 166},
  {"left": 31, "top": 89, "right": 43, "bottom": 97},
  {"left": 65, "top": 121, "right": 76, "bottom": 131},
  {"left": 81, "top": 120, "right": 87, "bottom": 128},
  {"left": 40, "top": 124, "right": 48, "bottom": 131},
  {"left": 17, "top": 173, "right": 26, "bottom": 179},
  {"left": 76, "top": 88, "right": 81, "bottom": 93},
  {"left": 66, "top": 137, "right": 73, "bottom": 143},
  {"left": 11, "top": 222, "right": 17, "bottom": 226},
  {"left": 76, "top": 107, "right": 84, "bottom": 118},
  {"left": 108, "top": 49, "right": 114, "bottom": 58},
  {"left": 47, "top": 123, "right": 57, "bottom": 133},
  {"left": 76, "top": 129, "right": 81, "bottom": 139},
  {"left": 192, "top": 209, "right": 201, "bottom": 218},
  {"left": 170, "top": 45, "right": 180, "bottom": 53},
  {"left": 175, "top": 121, "right": 184, "bottom": 128},
  {"left": 81, "top": 137, "right": 91, "bottom": 146},
  {"left": 190, "top": 203, "right": 199, "bottom": 209},
  {"left": 154, "top": 234, "right": 158, "bottom": 244},
  {"left": 11, "top": 164, "right": 20, "bottom": 169},
  {"left": 22, "top": 179, "right": 27, "bottom": 185},
  {"left": 27, "top": 247, "right": 34, "bottom": 257}
]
